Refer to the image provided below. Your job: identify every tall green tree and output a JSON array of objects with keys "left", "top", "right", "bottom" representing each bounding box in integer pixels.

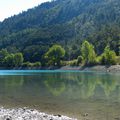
[
  {"left": 3, "top": 53, "right": 24, "bottom": 67},
  {"left": 101, "top": 45, "right": 117, "bottom": 65},
  {"left": 3, "top": 54, "right": 15, "bottom": 67},
  {"left": 81, "top": 40, "right": 96, "bottom": 65},
  {"left": 45, "top": 45, "right": 65, "bottom": 66},
  {"left": 0, "top": 49, "right": 9, "bottom": 66},
  {"left": 14, "top": 53, "right": 24, "bottom": 67}
]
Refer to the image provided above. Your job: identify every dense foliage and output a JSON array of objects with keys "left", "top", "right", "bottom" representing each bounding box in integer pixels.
[
  {"left": 0, "top": 41, "right": 119, "bottom": 68},
  {"left": 81, "top": 41, "right": 96, "bottom": 65},
  {"left": 0, "top": 49, "right": 23, "bottom": 68},
  {"left": 0, "top": 0, "right": 119, "bottom": 68},
  {"left": 45, "top": 45, "right": 65, "bottom": 66},
  {"left": 100, "top": 46, "right": 117, "bottom": 65}
]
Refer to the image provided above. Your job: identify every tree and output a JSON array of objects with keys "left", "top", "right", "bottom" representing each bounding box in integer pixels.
[
  {"left": 45, "top": 45, "right": 65, "bottom": 66},
  {"left": 0, "top": 49, "right": 9, "bottom": 66},
  {"left": 3, "top": 53, "right": 24, "bottom": 67},
  {"left": 77, "top": 56, "right": 83, "bottom": 65},
  {"left": 101, "top": 45, "right": 117, "bottom": 65},
  {"left": 14, "top": 53, "right": 24, "bottom": 67},
  {"left": 3, "top": 54, "right": 15, "bottom": 67},
  {"left": 81, "top": 41, "right": 96, "bottom": 65}
]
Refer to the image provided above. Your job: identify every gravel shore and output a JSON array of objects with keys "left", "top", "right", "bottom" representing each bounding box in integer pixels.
[
  {"left": 0, "top": 107, "right": 77, "bottom": 120},
  {"left": 60, "top": 65, "right": 120, "bottom": 72},
  {"left": 81, "top": 65, "right": 120, "bottom": 72}
]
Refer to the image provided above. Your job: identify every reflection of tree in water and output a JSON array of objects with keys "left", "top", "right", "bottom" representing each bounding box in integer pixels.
[
  {"left": 44, "top": 72, "right": 120, "bottom": 99},
  {"left": 99, "top": 75, "right": 117, "bottom": 97},
  {"left": 64, "top": 73, "right": 97, "bottom": 99},
  {"left": 4, "top": 75, "right": 24, "bottom": 88},
  {"left": 80, "top": 77, "right": 97, "bottom": 99},
  {"left": 44, "top": 73, "right": 66, "bottom": 96},
  {"left": 0, "top": 75, "right": 25, "bottom": 96}
]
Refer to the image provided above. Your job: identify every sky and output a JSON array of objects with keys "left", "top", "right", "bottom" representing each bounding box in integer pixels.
[{"left": 0, "top": 0, "right": 50, "bottom": 21}]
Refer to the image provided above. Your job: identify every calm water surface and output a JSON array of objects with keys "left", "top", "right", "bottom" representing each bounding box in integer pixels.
[{"left": 0, "top": 70, "right": 119, "bottom": 120}]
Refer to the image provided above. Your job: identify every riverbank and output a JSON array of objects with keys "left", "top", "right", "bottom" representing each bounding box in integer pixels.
[
  {"left": 0, "top": 107, "right": 77, "bottom": 120},
  {"left": 60, "top": 65, "right": 120, "bottom": 72},
  {"left": 0, "top": 65, "right": 120, "bottom": 72}
]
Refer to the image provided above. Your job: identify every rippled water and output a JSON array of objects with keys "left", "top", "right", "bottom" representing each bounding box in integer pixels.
[{"left": 0, "top": 70, "right": 119, "bottom": 120}]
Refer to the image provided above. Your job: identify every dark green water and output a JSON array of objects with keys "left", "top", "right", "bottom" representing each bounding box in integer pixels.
[{"left": 0, "top": 70, "right": 120, "bottom": 120}]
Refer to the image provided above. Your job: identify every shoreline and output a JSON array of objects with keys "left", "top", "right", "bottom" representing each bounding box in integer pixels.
[
  {"left": 0, "top": 107, "right": 77, "bottom": 120},
  {"left": 0, "top": 66, "right": 119, "bottom": 120},
  {"left": 60, "top": 65, "right": 120, "bottom": 72},
  {"left": 0, "top": 65, "right": 120, "bottom": 73}
]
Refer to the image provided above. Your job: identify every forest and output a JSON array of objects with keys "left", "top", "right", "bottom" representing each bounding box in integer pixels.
[
  {"left": 0, "top": 40, "right": 119, "bottom": 68},
  {"left": 0, "top": 0, "right": 119, "bottom": 68}
]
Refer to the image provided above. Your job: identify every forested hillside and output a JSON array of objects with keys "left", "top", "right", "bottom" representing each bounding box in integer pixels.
[{"left": 0, "top": 0, "right": 119, "bottom": 66}]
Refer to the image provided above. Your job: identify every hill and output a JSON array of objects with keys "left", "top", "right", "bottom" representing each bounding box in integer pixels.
[{"left": 0, "top": 0, "right": 119, "bottom": 62}]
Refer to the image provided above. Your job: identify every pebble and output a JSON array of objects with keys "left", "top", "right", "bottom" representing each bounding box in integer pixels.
[{"left": 0, "top": 107, "right": 77, "bottom": 120}]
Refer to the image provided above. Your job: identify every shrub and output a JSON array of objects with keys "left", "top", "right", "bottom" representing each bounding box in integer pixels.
[
  {"left": 22, "top": 62, "right": 41, "bottom": 68},
  {"left": 116, "top": 56, "right": 120, "bottom": 65},
  {"left": 77, "top": 56, "right": 83, "bottom": 65},
  {"left": 32, "top": 62, "right": 41, "bottom": 67},
  {"left": 22, "top": 62, "right": 32, "bottom": 67},
  {"left": 69, "top": 60, "right": 78, "bottom": 66}
]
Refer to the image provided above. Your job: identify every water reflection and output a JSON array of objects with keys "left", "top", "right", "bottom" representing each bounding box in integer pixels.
[
  {"left": 0, "top": 71, "right": 119, "bottom": 119},
  {"left": 0, "top": 72, "right": 120, "bottom": 99},
  {"left": 42, "top": 72, "right": 120, "bottom": 100}
]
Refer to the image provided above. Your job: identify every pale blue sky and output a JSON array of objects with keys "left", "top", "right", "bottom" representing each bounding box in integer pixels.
[{"left": 0, "top": 0, "right": 49, "bottom": 21}]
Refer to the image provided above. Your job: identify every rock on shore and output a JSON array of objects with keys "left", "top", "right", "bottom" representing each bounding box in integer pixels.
[{"left": 0, "top": 107, "right": 77, "bottom": 120}]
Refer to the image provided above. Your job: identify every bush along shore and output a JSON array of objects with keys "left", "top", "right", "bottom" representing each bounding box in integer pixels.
[
  {"left": 0, "top": 40, "right": 119, "bottom": 70},
  {"left": 0, "top": 107, "right": 77, "bottom": 120}
]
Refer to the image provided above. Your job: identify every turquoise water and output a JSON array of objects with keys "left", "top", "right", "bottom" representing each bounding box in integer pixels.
[{"left": 0, "top": 70, "right": 119, "bottom": 119}]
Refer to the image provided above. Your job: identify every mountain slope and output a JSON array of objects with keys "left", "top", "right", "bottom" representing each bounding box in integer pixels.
[
  {"left": 0, "top": 0, "right": 119, "bottom": 62},
  {"left": 1, "top": 0, "right": 120, "bottom": 34}
]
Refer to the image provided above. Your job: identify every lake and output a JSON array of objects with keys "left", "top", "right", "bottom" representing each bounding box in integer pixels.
[{"left": 0, "top": 70, "right": 119, "bottom": 120}]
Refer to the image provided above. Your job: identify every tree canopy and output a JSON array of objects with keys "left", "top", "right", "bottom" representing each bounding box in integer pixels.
[{"left": 45, "top": 45, "right": 65, "bottom": 66}]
